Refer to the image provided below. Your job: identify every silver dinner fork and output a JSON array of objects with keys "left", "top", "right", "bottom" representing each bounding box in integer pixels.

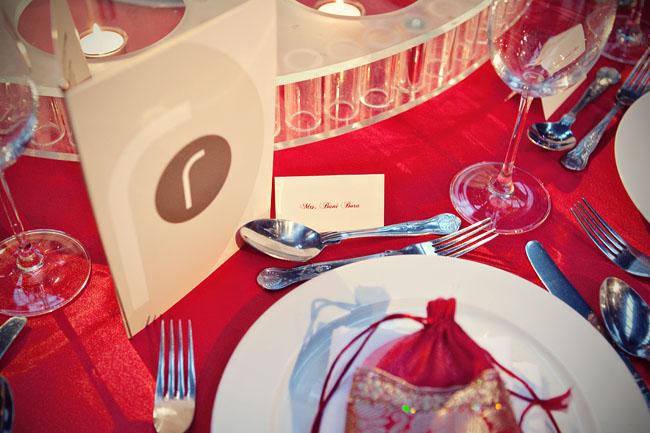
[
  {"left": 571, "top": 198, "right": 650, "bottom": 278},
  {"left": 153, "top": 320, "right": 196, "bottom": 433},
  {"left": 258, "top": 218, "right": 498, "bottom": 290},
  {"left": 561, "top": 47, "right": 650, "bottom": 171}
]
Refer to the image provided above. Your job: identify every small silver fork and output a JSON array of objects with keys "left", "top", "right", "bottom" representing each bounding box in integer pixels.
[
  {"left": 562, "top": 47, "right": 650, "bottom": 171},
  {"left": 153, "top": 320, "right": 196, "bottom": 433},
  {"left": 571, "top": 198, "right": 650, "bottom": 278}
]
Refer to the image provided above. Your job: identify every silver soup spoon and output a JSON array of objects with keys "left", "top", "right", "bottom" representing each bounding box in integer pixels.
[
  {"left": 238, "top": 213, "right": 461, "bottom": 262},
  {"left": 528, "top": 67, "right": 620, "bottom": 151},
  {"left": 600, "top": 276, "right": 650, "bottom": 360}
]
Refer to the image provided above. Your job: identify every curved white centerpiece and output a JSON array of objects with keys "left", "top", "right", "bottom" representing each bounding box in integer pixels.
[{"left": 9, "top": 0, "right": 507, "bottom": 158}]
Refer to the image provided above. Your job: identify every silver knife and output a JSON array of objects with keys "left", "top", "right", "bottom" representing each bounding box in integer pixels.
[
  {"left": 525, "top": 240, "right": 650, "bottom": 407},
  {"left": 0, "top": 317, "right": 26, "bottom": 360}
]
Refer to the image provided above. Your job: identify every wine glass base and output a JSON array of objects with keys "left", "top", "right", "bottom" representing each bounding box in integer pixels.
[
  {"left": 602, "top": 16, "right": 649, "bottom": 65},
  {"left": 0, "top": 229, "right": 91, "bottom": 316},
  {"left": 450, "top": 162, "right": 551, "bottom": 234}
]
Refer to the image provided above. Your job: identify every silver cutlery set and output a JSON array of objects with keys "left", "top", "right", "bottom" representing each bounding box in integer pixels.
[{"left": 529, "top": 47, "right": 650, "bottom": 171}]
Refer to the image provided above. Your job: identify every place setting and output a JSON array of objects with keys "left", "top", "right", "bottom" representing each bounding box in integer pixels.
[{"left": 1, "top": 1, "right": 650, "bottom": 433}]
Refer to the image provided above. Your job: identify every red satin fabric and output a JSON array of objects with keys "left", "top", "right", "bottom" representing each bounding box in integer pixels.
[{"left": 0, "top": 56, "right": 648, "bottom": 433}]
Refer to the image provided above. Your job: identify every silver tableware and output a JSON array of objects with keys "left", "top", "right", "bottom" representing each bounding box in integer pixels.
[
  {"left": 562, "top": 47, "right": 650, "bottom": 171},
  {"left": 525, "top": 240, "right": 650, "bottom": 407},
  {"left": 0, "top": 377, "right": 13, "bottom": 433},
  {"left": 600, "top": 276, "right": 650, "bottom": 360},
  {"left": 528, "top": 67, "right": 620, "bottom": 151},
  {"left": 0, "top": 317, "right": 26, "bottom": 361},
  {"left": 239, "top": 213, "right": 461, "bottom": 262},
  {"left": 153, "top": 320, "right": 196, "bottom": 433},
  {"left": 258, "top": 218, "right": 497, "bottom": 290},
  {"left": 571, "top": 198, "right": 650, "bottom": 278}
]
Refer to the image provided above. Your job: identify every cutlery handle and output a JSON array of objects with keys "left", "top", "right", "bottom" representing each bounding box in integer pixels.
[
  {"left": 321, "top": 213, "right": 460, "bottom": 244},
  {"left": 564, "top": 71, "right": 617, "bottom": 121},
  {"left": 561, "top": 104, "right": 621, "bottom": 171},
  {"left": 257, "top": 250, "right": 403, "bottom": 290}
]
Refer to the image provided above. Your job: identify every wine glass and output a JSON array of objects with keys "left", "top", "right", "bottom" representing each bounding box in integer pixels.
[
  {"left": 0, "top": 18, "right": 91, "bottom": 315},
  {"left": 450, "top": 0, "right": 616, "bottom": 234},
  {"left": 603, "top": 0, "right": 649, "bottom": 64}
]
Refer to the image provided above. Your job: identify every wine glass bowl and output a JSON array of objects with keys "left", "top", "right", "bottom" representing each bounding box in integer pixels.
[{"left": 450, "top": 0, "right": 616, "bottom": 234}]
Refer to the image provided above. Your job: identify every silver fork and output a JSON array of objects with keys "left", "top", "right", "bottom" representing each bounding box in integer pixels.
[
  {"left": 153, "top": 320, "right": 196, "bottom": 433},
  {"left": 562, "top": 47, "right": 650, "bottom": 171},
  {"left": 258, "top": 218, "right": 498, "bottom": 290},
  {"left": 571, "top": 198, "right": 650, "bottom": 278}
]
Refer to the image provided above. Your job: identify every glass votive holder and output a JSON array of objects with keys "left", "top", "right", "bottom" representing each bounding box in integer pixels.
[
  {"left": 397, "top": 42, "right": 427, "bottom": 94},
  {"left": 360, "top": 55, "right": 397, "bottom": 109},
  {"left": 274, "top": 86, "right": 282, "bottom": 138},
  {"left": 284, "top": 77, "right": 323, "bottom": 133},
  {"left": 31, "top": 96, "right": 68, "bottom": 148},
  {"left": 324, "top": 68, "right": 360, "bottom": 126},
  {"left": 424, "top": 30, "right": 455, "bottom": 89}
]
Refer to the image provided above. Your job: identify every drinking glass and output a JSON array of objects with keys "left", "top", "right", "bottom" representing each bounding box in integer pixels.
[
  {"left": 603, "top": 0, "right": 648, "bottom": 64},
  {"left": 0, "top": 20, "right": 91, "bottom": 316},
  {"left": 450, "top": 0, "right": 616, "bottom": 234}
]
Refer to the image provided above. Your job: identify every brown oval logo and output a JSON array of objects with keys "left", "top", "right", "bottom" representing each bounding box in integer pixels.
[{"left": 155, "top": 135, "right": 231, "bottom": 223}]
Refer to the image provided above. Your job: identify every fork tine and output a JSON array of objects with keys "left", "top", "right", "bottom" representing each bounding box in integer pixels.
[
  {"left": 167, "top": 320, "right": 175, "bottom": 398},
  {"left": 572, "top": 205, "right": 617, "bottom": 260},
  {"left": 625, "top": 47, "right": 650, "bottom": 90},
  {"left": 177, "top": 320, "right": 185, "bottom": 398},
  {"left": 155, "top": 320, "right": 165, "bottom": 399},
  {"left": 580, "top": 198, "right": 626, "bottom": 247},
  {"left": 449, "top": 232, "right": 499, "bottom": 258},
  {"left": 437, "top": 228, "right": 497, "bottom": 257},
  {"left": 187, "top": 320, "right": 196, "bottom": 399},
  {"left": 430, "top": 218, "right": 492, "bottom": 247}
]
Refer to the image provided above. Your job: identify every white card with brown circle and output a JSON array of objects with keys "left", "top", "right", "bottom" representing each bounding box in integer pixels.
[
  {"left": 275, "top": 174, "right": 384, "bottom": 232},
  {"left": 65, "top": 0, "right": 276, "bottom": 337}
]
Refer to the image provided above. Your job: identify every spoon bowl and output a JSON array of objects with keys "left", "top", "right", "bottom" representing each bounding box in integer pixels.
[
  {"left": 528, "top": 67, "right": 621, "bottom": 151},
  {"left": 600, "top": 276, "right": 650, "bottom": 360},
  {"left": 0, "top": 376, "right": 13, "bottom": 433}
]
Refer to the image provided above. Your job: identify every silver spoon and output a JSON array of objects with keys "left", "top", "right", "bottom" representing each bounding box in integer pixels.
[
  {"left": 0, "top": 376, "right": 13, "bottom": 433},
  {"left": 600, "top": 276, "right": 650, "bottom": 360},
  {"left": 239, "top": 213, "right": 461, "bottom": 262},
  {"left": 528, "top": 67, "right": 620, "bottom": 151}
]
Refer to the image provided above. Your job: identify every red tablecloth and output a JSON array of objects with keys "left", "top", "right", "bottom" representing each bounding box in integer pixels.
[{"left": 1, "top": 58, "right": 649, "bottom": 433}]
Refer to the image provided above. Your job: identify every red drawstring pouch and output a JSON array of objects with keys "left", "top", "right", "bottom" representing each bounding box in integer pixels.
[{"left": 311, "top": 298, "right": 570, "bottom": 433}]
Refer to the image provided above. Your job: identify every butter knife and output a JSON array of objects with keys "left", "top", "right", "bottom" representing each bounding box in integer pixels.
[
  {"left": 0, "top": 317, "right": 26, "bottom": 360},
  {"left": 525, "top": 240, "right": 650, "bottom": 407}
]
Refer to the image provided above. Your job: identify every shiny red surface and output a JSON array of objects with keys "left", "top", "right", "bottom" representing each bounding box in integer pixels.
[{"left": 1, "top": 59, "right": 648, "bottom": 433}]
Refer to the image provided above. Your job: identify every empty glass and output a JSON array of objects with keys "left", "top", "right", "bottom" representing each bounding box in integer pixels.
[
  {"left": 0, "top": 20, "right": 91, "bottom": 316},
  {"left": 450, "top": 0, "right": 616, "bottom": 234}
]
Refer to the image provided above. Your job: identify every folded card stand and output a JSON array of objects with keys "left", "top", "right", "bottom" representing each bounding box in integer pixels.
[{"left": 66, "top": 0, "right": 276, "bottom": 336}]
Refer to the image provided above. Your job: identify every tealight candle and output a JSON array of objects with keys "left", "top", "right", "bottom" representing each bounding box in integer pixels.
[
  {"left": 80, "top": 23, "right": 127, "bottom": 58},
  {"left": 317, "top": 0, "right": 362, "bottom": 17}
]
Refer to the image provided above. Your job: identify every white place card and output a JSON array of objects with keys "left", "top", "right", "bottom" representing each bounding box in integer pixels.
[
  {"left": 275, "top": 175, "right": 384, "bottom": 232},
  {"left": 541, "top": 75, "right": 586, "bottom": 119}
]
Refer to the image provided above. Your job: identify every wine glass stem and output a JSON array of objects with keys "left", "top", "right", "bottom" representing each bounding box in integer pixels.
[
  {"left": 0, "top": 172, "right": 43, "bottom": 271},
  {"left": 491, "top": 91, "right": 533, "bottom": 196}
]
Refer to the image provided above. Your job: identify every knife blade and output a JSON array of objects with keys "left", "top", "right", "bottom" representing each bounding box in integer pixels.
[
  {"left": 525, "top": 240, "right": 650, "bottom": 407},
  {"left": 0, "top": 317, "right": 26, "bottom": 360}
]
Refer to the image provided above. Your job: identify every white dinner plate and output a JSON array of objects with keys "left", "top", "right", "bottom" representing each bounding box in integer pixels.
[
  {"left": 615, "top": 91, "right": 650, "bottom": 222},
  {"left": 211, "top": 256, "right": 649, "bottom": 432}
]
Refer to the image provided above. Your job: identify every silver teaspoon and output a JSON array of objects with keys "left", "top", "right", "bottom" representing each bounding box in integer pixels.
[
  {"left": 528, "top": 67, "right": 620, "bottom": 151},
  {"left": 600, "top": 276, "right": 650, "bottom": 360},
  {"left": 239, "top": 213, "right": 461, "bottom": 262}
]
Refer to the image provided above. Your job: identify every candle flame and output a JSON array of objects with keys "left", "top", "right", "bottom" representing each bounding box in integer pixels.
[{"left": 92, "top": 23, "right": 101, "bottom": 33}]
